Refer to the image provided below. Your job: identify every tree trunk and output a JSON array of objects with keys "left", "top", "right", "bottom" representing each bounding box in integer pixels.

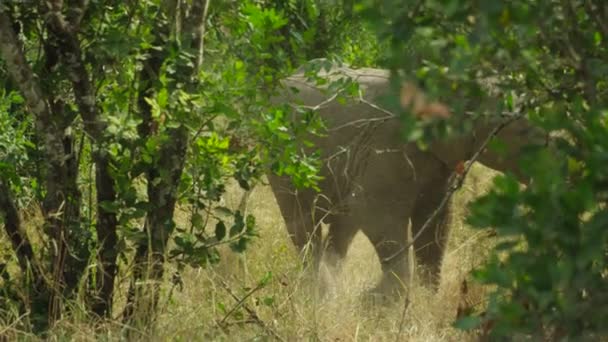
[
  {"left": 42, "top": 3, "right": 120, "bottom": 317},
  {"left": 90, "top": 151, "right": 119, "bottom": 317},
  {"left": 124, "top": 0, "right": 208, "bottom": 323},
  {"left": 56, "top": 110, "right": 86, "bottom": 299},
  {"left": 0, "top": 177, "right": 53, "bottom": 331},
  {"left": 0, "top": 178, "right": 37, "bottom": 276},
  {"left": 146, "top": 126, "right": 189, "bottom": 296},
  {"left": 0, "top": 10, "right": 80, "bottom": 325},
  {"left": 123, "top": 34, "right": 169, "bottom": 323},
  {"left": 123, "top": 127, "right": 188, "bottom": 323}
]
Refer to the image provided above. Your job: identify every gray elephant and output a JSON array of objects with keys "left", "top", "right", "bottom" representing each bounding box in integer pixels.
[{"left": 267, "top": 63, "right": 547, "bottom": 295}]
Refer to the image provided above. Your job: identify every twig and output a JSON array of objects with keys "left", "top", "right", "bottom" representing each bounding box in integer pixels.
[
  {"left": 382, "top": 114, "right": 523, "bottom": 264},
  {"left": 358, "top": 91, "right": 397, "bottom": 117},
  {"left": 0, "top": 312, "right": 32, "bottom": 336},
  {"left": 329, "top": 89, "right": 397, "bottom": 131},
  {"left": 189, "top": 114, "right": 219, "bottom": 144},
  {"left": 329, "top": 114, "right": 394, "bottom": 131},
  {"left": 446, "top": 229, "right": 496, "bottom": 258},
  {"left": 196, "top": 0, "right": 211, "bottom": 70},
  {"left": 290, "top": 92, "right": 340, "bottom": 112},
  {"left": 218, "top": 281, "right": 263, "bottom": 326},
  {"left": 395, "top": 286, "right": 411, "bottom": 342},
  {"left": 217, "top": 278, "right": 285, "bottom": 341},
  {"left": 220, "top": 319, "right": 258, "bottom": 326}
]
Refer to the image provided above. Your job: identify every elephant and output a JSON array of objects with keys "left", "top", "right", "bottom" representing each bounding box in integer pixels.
[{"left": 267, "top": 62, "right": 548, "bottom": 295}]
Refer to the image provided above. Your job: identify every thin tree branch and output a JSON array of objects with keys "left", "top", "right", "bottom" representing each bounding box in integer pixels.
[
  {"left": 329, "top": 90, "right": 397, "bottom": 130},
  {"left": 186, "top": 0, "right": 211, "bottom": 71},
  {"left": 394, "top": 286, "right": 411, "bottom": 342},
  {"left": 217, "top": 277, "right": 285, "bottom": 342}
]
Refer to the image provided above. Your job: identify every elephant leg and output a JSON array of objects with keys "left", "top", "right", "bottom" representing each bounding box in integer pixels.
[
  {"left": 267, "top": 175, "right": 324, "bottom": 273},
  {"left": 362, "top": 213, "right": 413, "bottom": 297},
  {"left": 325, "top": 216, "right": 358, "bottom": 271},
  {"left": 411, "top": 180, "right": 451, "bottom": 288},
  {"left": 285, "top": 213, "right": 324, "bottom": 272}
]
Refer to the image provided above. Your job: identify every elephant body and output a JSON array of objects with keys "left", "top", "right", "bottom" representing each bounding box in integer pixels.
[{"left": 268, "top": 63, "right": 546, "bottom": 294}]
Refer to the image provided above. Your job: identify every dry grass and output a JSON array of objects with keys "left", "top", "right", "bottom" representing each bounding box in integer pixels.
[
  {"left": 153, "top": 164, "right": 498, "bottom": 341},
  {"left": 1, "top": 164, "right": 500, "bottom": 341}
]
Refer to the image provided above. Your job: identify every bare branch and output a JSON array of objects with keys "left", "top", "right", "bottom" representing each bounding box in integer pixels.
[
  {"left": 290, "top": 92, "right": 340, "bottom": 113},
  {"left": 294, "top": 88, "right": 397, "bottom": 132},
  {"left": 217, "top": 277, "right": 285, "bottom": 342},
  {"left": 191, "top": 0, "right": 211, "bottom": 70},
  {"left": 395, "top": 285, "right": 411, "bottom": 342},
  {"left": 317, "top": 88, "right": 397, "bottom": 133}
]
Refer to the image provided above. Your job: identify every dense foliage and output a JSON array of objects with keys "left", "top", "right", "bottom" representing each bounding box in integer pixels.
[
  {"left": 0, "top": 0, "right": 606, "bottom": 339},
  {"left": 0, "top": 0, "right": 367, "bottom": 331},
  {"left": 358, "top": 0, "right": 608, "bottom": 339}
]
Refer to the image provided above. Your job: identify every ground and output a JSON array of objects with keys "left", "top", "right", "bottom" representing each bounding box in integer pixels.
[
  {"left": 3, "top": 164, "right": 500, "bottom": 341},
  {"left": 158, "top": 164, "right": 498, "bottom": 341}
]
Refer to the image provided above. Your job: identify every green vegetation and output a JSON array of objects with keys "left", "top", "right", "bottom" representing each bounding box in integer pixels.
[
  {"left": 0, "top": 0, "right": 606, "bottom": 340},
  {"left": 360, "top": 1, "right": 608, "bottom": 339}
]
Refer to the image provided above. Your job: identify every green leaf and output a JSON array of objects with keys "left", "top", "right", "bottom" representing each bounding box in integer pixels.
[
  {"left": 237, "top": 177, "right": 250, "bottom": 191},
  {"left": 215, "top": 221, "right": 226, "bottom": 241},
  {"left": 245, "top": 214, "right": 255, "bottom": 231},
  {"left": 158, "top": 88, "right": 169, "bottom": 108},
  {"left": 262, "top": 296, "right": 275, "bottom": 306},
  {"left": 215, "top": 206, "right": 233, "bottom": 217},
  {"left": 453, "top": 316, "right": 482, "bottom": 331},
  {"left": 229, "top": 222, "right": 244, "bottom": 237},
  {"left": 191, "top": 213, "right": 204, "bottom": 229},
  {"left": 98, "top": 200, "right": 121, "bottom": 213},
  {"left": 229, "top": 237, "right": 249, "bottom": 253},
  {"left": 258, "top": 271, "right": 272, "bottom": 286}
]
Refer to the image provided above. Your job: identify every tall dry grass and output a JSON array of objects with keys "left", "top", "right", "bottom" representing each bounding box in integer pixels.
[{"left": 1, "top": 164, "right": 500, "bottom": 341}]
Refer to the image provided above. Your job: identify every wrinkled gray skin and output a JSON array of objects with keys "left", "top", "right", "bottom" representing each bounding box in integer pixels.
[{"left": 268, "top": 64, "right": 547, "bottom": 295}]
